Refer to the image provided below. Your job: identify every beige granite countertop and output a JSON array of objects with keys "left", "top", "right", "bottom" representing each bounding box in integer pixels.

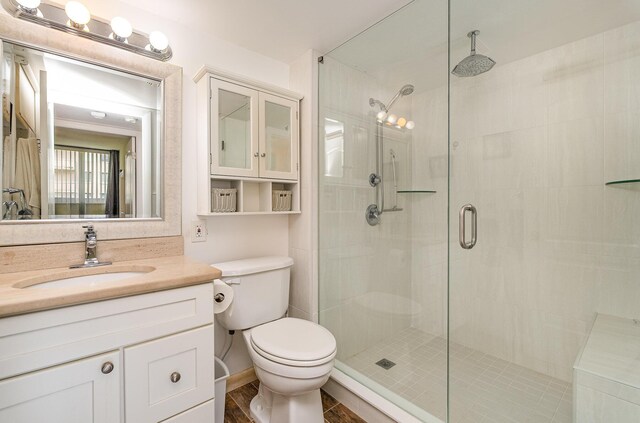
[{"left": 0, "top": 256, "right": 221, "bottom": 318}]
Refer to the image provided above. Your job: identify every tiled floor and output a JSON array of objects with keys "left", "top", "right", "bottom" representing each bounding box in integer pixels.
[
  {"left": 344, "top": 328, "right": 573, "bottom": 423},
  {"left": 224, "top": 379, "right": 366, "bottom": 423}
]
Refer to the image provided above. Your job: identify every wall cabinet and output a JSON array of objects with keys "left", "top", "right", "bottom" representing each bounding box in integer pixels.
[
  {"left": 0, "top": 284, "right": 215, "bottom": 423},
  {"left": 196, "top": 66, "right": 302, "bottom": 215}
]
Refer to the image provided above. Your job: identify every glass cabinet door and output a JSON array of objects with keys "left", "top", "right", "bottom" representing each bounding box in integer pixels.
[
  {"left": 210, "top": 78, "right": 259, "bottom": 177},
  {"left": 259, "top": 92, "right": 298, "bottom": 180}
]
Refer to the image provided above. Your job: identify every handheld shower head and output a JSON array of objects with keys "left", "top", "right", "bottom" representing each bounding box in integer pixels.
[
  {"left": 399, "top": 84, "right": 415, "bottom": 96},
  {"left": 385, "top": 84, "right": 415, "bottom": 112}
]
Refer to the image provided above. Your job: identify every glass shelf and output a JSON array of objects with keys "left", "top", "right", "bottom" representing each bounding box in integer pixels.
[
  {"left": 396, "top": 190, "right": 437, "bottom": 194},
  {"left": 605, "top": 179, "right": 640, "bottom": 186}
]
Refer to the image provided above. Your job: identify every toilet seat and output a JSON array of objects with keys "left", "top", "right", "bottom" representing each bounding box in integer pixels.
[{"left": 247, "top": 318, "right": 337, "bottom": 367}]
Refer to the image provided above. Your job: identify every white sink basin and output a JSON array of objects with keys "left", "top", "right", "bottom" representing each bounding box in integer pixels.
[
  {"left": 13, "top": 265, "right": 156, "bottom": 290},
  {"left": 28, "top": 272, "right": 147, "bottom": 289}
]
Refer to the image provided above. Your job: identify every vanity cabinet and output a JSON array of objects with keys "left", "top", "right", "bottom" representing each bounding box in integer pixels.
[
  {"left": 196, "top": 66, "right": 302, "bottom": 215},
  {"left": 0, "top": 283, "right": 215, "bottom": 423}
]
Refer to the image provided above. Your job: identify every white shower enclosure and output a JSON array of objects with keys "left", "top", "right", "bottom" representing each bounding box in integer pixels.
[{"left": 318, "top": 1, "right": 640, "bottom": 422}]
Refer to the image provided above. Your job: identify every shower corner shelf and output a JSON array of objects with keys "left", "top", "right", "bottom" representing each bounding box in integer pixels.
[
  {"left": 396, "top": 189, "right": 437, "bottom": 194},
  {"left": 605, "top": 179, "right": 640, "bottom": 186}
]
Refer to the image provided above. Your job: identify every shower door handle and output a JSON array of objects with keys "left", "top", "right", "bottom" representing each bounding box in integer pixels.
[{"left": 459, "top": 204, "right": 477, "bottom": 249}]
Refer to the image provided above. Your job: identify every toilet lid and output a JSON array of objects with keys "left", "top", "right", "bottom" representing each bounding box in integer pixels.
[{"left": 250, "top": 318, "right": 336, "bottom": 365}]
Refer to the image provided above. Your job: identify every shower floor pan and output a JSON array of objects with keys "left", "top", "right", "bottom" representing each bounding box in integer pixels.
[{"left": 343, "top": 328, "right": 572, "bottom": 423}]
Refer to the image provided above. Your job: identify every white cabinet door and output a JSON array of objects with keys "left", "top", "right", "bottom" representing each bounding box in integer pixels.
[
  {"left": 0, "top": 351, "right": 121, "bottom": 423},
  {"left": 125, "top": 325, "right": 214, "bottom": 423},
  {"left": 210, "top": 77, "right": 259, "bottom": 178},
  {"left": 259, "top": 92, "right": 299, "bottom": 180}
]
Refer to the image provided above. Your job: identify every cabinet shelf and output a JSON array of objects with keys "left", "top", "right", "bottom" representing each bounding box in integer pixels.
[
  {"left": 605, "top": 179, "right": 640, "bottom": 186},
  {"left": 396, "top": 190, "right": 437, "bottom": 194},
  {"left": 198, "top": 211, "right": 301, "bottom": 216}
]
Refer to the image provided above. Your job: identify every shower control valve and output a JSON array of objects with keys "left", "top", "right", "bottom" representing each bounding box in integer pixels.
[{"left": 369, "top": 173, "right": 381, "bottom": 187}]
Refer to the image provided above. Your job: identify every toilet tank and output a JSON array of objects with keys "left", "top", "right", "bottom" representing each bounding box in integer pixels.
[{"left": 212, "top": 256, "right": 294, "bottom": 330}]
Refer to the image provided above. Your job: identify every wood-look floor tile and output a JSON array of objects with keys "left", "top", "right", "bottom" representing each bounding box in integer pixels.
[
  {"left": 324, "top": 403, "right": 367, "bottom": 423},
  {"left": 228, "top": 382, "right": 259, "bottom": 418},
  {"left": 321, "top": 389, "right": 339, "bottom": 412},
  {"left": 224, "top": 395, "right": 252, "bottom": 423}
]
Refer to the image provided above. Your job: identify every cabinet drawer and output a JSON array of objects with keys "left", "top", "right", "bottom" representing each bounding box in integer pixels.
[
  {"left": 160, "top": 400, "right": 214, "bottom": 423},
  {"left": 125, "top": 325, "right": 214, "bottom": 423},
  {"left": 0, "top": 283, "right": 213, "bottom": 380}
]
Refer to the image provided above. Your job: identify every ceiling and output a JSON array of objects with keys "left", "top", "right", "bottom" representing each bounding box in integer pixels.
[
  {"left": 114, "top": 0, "right": 413, "bottom": 64},
  {"left": 328, "top": 0, "right": 640, "bottom": 92}
]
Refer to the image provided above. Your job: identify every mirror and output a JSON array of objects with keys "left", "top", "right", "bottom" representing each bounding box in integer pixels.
[
  {"left": 264, "top": 100, "right": 292, "bottom": 173},
  {"left": 218, "top": 89, "right": 251, "bottom": 170},
  {"left": 1, "top": 41, "right": 162, "bottom": 221}
]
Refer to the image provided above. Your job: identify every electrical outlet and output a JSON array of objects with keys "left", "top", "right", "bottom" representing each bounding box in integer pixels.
[{"left": 191, "top": 219, "right": 207, "bottom": 242}]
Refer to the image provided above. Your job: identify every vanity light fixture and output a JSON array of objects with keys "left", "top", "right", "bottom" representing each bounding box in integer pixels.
[
  {"left": 1, "top": 0, "right": 173, "bottom": 61},
  {"left": 386, "top": 114, "right": 398, "bottom": 125},
  {"left": 148, "top": 31, "right": 169, "bottom": 53},
  {"left": 15, "top": 0, "right": 39, "bottom": 13},
  {"left": 110, "top": 16, "right": 132, "bottom": 42},
  {"left": 65, "top": 1, "right": 90, "bottom": 30}
]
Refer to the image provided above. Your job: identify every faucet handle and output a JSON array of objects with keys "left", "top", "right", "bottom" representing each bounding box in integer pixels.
[{"left": 82, "top": 224, "right": 96, "bottom": 235}]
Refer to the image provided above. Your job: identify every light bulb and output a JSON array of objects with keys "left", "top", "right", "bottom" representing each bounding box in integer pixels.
[
  {"left": 65, "top": 1, "right": 90, "bottom": 27},
  {"left": 376, "top": 110, "right": 387, "bottom": 121},
  {"left": 110, "top": 17, "right": 132, "bottom": 40},
  {"left": 406, "top": 120, "right": 415, "bottom": 130},
  {"left": 387, "top": 114, "right": 397, "bottom": 125},
  {"left": 149, "top": 31, "right": 169, "bottom": 52},
  {"left": 397, "top": 117, "right": 407, "bottom": 128},
  {"left": 16, "top": 0, "right": 40, "bottom": 11}
]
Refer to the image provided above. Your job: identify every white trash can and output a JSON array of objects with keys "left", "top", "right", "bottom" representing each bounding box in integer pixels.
[{"left": 214, "top": 357, "right": 230, "bottom": 423}]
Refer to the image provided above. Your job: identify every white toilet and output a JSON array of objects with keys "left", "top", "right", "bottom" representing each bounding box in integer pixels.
[{"left": 213, "top": 256, "right": 336, "bottom": 423}]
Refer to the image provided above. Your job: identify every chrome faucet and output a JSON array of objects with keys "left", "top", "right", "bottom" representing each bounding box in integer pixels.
[
  {"left": 2, "top": 201, "right": 17, "bottom": 220},
  {"left": 70, "top": 224, "right": 112, "bottom": 268}
]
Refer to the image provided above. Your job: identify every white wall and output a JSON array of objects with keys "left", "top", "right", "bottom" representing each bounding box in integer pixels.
[{"left": 78, "top": 1, "right": 293, "bottom": 374}]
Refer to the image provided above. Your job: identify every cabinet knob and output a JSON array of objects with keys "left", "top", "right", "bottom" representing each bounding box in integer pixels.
[
  {"left": 101, "top": 362, "right": 114, "bottom": 374},
  {"left": 170, "top": 371, "right": 181, "bottom": 383},
  {"left": 253, "top": 152, "right": 259, "bottom": 158},
  {"left": 260, "top": 153, "right": 266, "bottom": 158}
]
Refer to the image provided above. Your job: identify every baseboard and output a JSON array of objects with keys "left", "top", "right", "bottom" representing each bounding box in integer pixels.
[{"left": 227, "top": 367, "right": 257, "bottom": 391}]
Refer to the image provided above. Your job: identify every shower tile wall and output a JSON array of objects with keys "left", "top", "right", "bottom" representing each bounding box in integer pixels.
[
  {"left": 319, "top": 56, "right": 415, "bottom": 360},
  {"left": 412, "top": 20, "right": 640, "bottom": 383}
]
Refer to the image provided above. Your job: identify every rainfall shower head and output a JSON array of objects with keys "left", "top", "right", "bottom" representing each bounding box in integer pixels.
[{"left": 452, "top": 30, "right": 495, "bottom": 77}]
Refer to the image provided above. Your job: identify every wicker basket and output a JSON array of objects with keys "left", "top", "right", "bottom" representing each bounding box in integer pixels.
[
  {"left": 212, "top": 188, "right": 237, "bottom": 212},
  {"left": 272, "top": 190, "right": 292, "bottom": 212}
]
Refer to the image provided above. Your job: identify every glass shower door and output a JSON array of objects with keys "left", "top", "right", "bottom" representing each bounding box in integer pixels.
[
  {"left": 318, "top": 1, "right": 449, "bottom": 421},
  {"left": 447, "top": 1, "right": 640, "bottom": 421}
]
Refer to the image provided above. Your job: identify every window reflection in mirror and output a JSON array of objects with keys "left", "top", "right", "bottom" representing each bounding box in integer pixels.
[
  {"left": 324, "top": 118, "right": 344, "bottom": 178},
  {"left": 1, "top": 41, "right": 162, "bottom": 221},
  {"left": 218, "top": 89, "right": 251, "bottom": 170}
]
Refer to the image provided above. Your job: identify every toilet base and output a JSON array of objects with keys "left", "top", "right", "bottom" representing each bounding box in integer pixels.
[{"left": 249, "top": 382, "right": 324, "bottom": 423}]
